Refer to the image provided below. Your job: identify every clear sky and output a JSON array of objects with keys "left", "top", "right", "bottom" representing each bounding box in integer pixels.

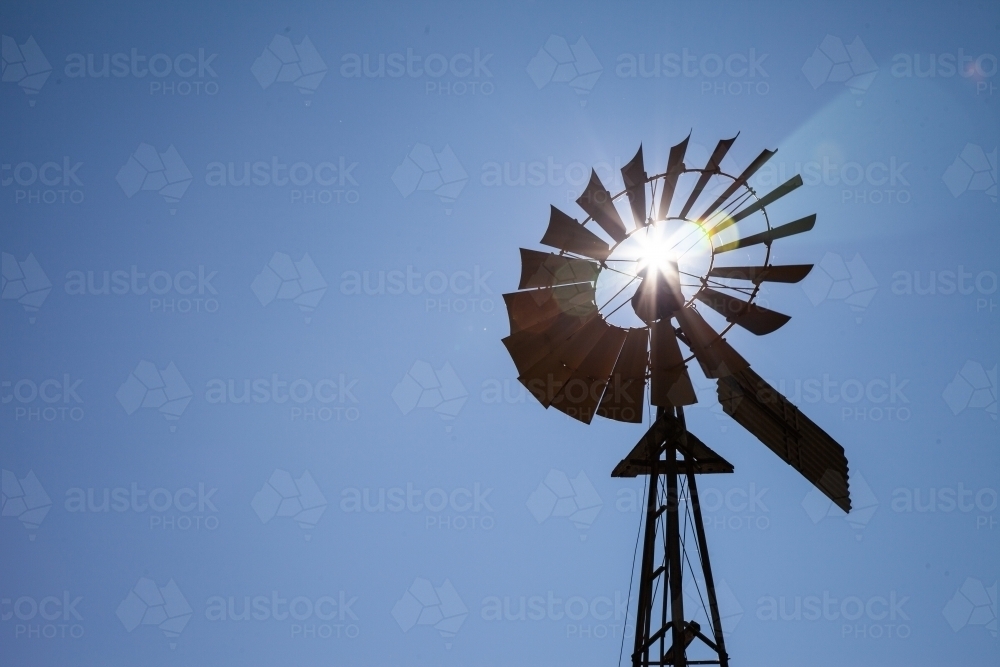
[{"left": 1, "top": 1, "right": 997, "bottom": 665}]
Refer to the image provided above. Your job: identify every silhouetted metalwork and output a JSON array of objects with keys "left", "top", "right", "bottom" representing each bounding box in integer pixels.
[{"left": 502, "top": 135, "right": 853, "bottom": 665}]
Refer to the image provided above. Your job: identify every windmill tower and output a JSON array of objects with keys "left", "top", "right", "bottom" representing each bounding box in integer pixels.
[{"left": 502, "top": 135, "right": 852, "bottom": 666}]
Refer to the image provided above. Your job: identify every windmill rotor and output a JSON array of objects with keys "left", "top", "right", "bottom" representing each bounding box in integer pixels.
[{"left": 502, "top": 134, "right": 850, "bottom": 513}]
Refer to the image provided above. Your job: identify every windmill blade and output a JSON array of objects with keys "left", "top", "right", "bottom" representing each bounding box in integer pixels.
[
  {"left": 540, "top": 205, "right": 611, "bottom": 260},
  {"left": 503, "top": 310, "right": 597, "bottom": 376},
  {"left": 503, "top": 283, "right": 596, "bottom": 335},
  {"left": 677, "top": 134, "right": 738, "bottom": 220},
  {"left": 597, "top": 327, "right": 648, "bottom": 423},
  {"left": 713, "top": 214, "right": 816, "bottom": 255},
  {"left": 518, "top": 249, "right": 601, "bottom": 289},
  {"left": 519, "top": 316, "right": 611, "bottom": 408},
  {"left": 551, "top": 325, "right": 629, "bottom": 423},
  {"left": 674, "top": 306, "right": 749, "bottom": 378},
  {"left": 695, "top": 288, "right": 791, "bottom": 336},
  {"left": 708, "top": 175, "right": 804, "bottom": 237},
  {"left": 697, "top": 148, "right": 777, "bottom": 224},
  {"left": 577, "top": 170, "right": 628, "bottom": 243},
  {"left": 718, "top": 368, "right": 851, "bottom": 512},
  {"left": 621, "top": 145, "right": 647, "bottom": 229},
  {"left": 649, "top": 319, "right": 697, "bottom": 407},
  {"left": 708, "top": 264, "right": 813, "bottom": 284},
  {"left": 657, "top": 133, "right": 690, "bottom": 221}
]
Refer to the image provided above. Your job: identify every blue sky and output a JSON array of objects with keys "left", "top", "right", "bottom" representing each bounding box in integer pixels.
[{"left": 1, "top": 1, "right": 997, "bottom": 665}]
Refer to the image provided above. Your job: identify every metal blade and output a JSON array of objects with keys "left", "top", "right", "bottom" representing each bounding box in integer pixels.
[
  {"left": 551, "top": 325, "right": 629, "bottom": 424},
  {"left": 503, "top": 283, "right": 596, "bottom": 335},
  {"left": 708, "top": 264, "right": 813, "bottom": 284},
  {"left": 621, "top": 145, "right": 648, "bottom": 229},
  {"left": 540, "top": 205, "right": 611, "bottom": 260},
  {"left": 597, "top": 327, "right": 648, "bottom": 423},
  {"left": 718, "top": 368, "right": 851, "bottom": 512},
  {"left": 502, "top": 310, "right": 597, "bottom": 376},
  {"left": 650, "top": 319, "right": 697, "bottom": 407},
  {"left": 708, "top": 175, "right": 804, "bottom": 236},
  {"left": 519, "top": 316, "right": 611, "bottom": 408},
  {"left": 713, "top": 214, "right": 816, "bottom": 254},
  {"left": 695, "top": 288, "right": 791, "bottom": 336},
  {"left": 674, "top": 306, "right": 749, "bottom": 378},
  {"left": 697, "top": 148, "right": 777, "bottom": 224},
  {"left": 518, "top": 249, "right": 601, "bottom": 289},
  {"left": 657, "top": 133, "right": 690, "bottom": 221},
  {"left": 678, "top": 134, "right": 738, "bottom": 220},
  {"left": 577, "top": 170, "right": 628, "bottom": 243}
]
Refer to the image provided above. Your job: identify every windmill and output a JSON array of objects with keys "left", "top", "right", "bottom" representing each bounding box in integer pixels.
[{"left": 501, "top": 134, "right": 852, "bottom": 666}]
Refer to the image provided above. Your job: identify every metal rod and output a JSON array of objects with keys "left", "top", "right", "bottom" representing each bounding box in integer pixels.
[
  {"left": 678, "top": 407, "right": 729, "bottom": 667},
  {"left": 666, "top": 407, "right": 686, "bottom": 667},
  {"left": 633, "top": 408, "right": 663, "bottom": 667}
]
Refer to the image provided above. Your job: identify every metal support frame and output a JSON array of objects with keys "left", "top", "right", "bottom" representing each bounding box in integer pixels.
[{"left": 630, "top": 406, "right": 729, "bottom": 667}]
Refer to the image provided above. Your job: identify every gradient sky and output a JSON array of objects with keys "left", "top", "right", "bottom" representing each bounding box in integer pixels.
[{"left": 1, "top": 1, "right": 998, "bottom": 666}]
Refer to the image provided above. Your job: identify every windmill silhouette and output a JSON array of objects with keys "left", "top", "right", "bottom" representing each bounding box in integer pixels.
[{"left": 502, "top": 134, "right": 851, "bottom": 666}]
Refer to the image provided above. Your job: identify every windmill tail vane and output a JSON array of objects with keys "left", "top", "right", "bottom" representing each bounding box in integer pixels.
[{"left": 502, "top": 133, "right": 852, "bottom": 666}]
